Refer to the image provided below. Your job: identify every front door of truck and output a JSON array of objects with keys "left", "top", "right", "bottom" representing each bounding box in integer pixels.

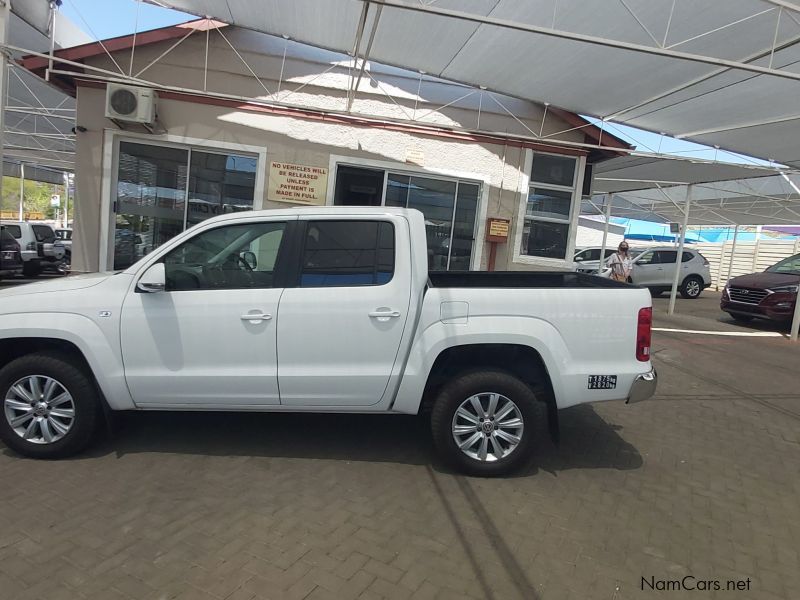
[
  {"left": 276, "top": 217, "right": 412, "bottom": 406},
  {"left": 121, "top": 218, "right": 291, "bottom": 406}
]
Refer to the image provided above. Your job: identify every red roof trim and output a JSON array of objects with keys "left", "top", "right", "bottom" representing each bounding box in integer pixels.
[{"left": 20, "top": 19, "right": 227, "bottom": 72}]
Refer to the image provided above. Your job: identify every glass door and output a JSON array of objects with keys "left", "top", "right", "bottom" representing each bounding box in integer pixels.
[{"left": 112, "top": 140, "right": 258, "bottom": 270}]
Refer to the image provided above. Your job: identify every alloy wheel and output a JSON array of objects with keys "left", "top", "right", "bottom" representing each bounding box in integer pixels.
[
  {"left": 451, "top": 392, "right": 524, "bottom": 462},
  {"left": 3, "top": 375, "right": 75, "bottom": 444}
]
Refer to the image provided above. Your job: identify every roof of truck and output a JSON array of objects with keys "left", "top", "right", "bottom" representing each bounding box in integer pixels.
[{"left": 210, "top": 206, "right": 421, "bottom": 221}]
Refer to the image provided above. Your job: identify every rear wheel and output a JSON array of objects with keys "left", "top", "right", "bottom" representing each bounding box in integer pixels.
[
  {"left": 430, "top": 370, "right": 537, "bottom": 476},
  {"left": 680, "top": 275, "right": 704, "bottom": 299},
  {"left": 0, "top": 353, "right": 100, "bottom": 458}
]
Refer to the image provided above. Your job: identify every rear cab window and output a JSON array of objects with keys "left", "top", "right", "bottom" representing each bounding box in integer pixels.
[{"left": 300, "top": 220, "right": 395, "bottom": 287}]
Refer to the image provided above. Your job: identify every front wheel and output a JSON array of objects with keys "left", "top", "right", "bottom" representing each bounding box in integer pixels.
[
  {"left": 430, "top": 370, "right": 538, "bottom": 476},
  {"left": 0, "top": 353, "right": 101, "bottom": 458},
  {"left": 680, "top": 275, "right": 704, "bottom": 299}
]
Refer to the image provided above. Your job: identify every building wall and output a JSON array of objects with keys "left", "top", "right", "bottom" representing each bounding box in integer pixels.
[{"left": 72, "top": 28, "right": 596, "bottom": 272}]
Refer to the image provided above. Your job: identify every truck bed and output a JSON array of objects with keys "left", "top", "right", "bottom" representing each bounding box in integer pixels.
[{"left": 428, "top": 271, "right": 631, "bottom": 289}]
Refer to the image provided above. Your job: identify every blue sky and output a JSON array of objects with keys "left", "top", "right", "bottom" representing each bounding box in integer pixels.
[{"left": 59, "top": 0, "right": 767, "bottom": 167}]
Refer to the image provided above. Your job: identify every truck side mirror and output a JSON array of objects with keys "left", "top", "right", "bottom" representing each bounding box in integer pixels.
[
  {"left": 137, "top": 263, "right": 166, "bottom": 293},
  {"left": 240, "top": 250, "right": 257, "bottom": 270}
]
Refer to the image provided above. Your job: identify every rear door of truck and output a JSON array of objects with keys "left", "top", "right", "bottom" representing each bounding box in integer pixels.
[{"left": 276, "top": 215, "right": 413, "bottom": 406}]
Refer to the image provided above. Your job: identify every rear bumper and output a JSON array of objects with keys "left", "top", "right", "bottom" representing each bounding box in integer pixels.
[{"left": 627, "top": 369, "right": 657, "bottom": 404}]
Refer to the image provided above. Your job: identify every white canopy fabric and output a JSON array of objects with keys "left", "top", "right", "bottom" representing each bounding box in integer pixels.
[
  {"left": 584, "top": 154, "right": 800, "bottom": 226},
  {"left": 4, "top": 2, "right": 89, "bottom": 174},
  {"left": 149, "top": 0, "right": 800, "bottom": 168}
]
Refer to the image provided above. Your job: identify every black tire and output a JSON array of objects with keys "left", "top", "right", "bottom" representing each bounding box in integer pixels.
[
  {"left": 680, "top": 275, "right": 704, "bottom": 299},
  {"left": 430, "top": 369, "right": 538, "bottom": 477},
  {"left": 730, "top": 313, "right": 754, "bottom": 323},
  {"left": 0, "top": 352, "right": 100, "bottom": 459},
  {"left": 22, "top": 261, "right": 41, "bottom": 278}
]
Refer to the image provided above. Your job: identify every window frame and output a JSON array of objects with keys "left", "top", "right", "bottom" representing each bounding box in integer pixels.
[
  {"left": 294, "top": 219, "right": 397, "bottom": 289},
  {"left": 513, "top": 150, "right": 586, "bottom": 267},
  {"left": 101, "top": 130, "right": 267, "bottom": 272},
  {"left": 326, "top": 155, "right": 487, "bottom": 271}
]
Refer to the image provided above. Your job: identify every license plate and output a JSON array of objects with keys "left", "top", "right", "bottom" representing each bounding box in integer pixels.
[
  {"left": 588, "top": 375, "right": 617, "bottom": 389},
  {"left": 1, "top": 251, "right": 13, "bottom": 259}
]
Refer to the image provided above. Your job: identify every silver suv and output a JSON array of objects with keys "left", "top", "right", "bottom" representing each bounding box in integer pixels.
[
  {"left": 629, "top": 247, "right": 712, "bottom": 299},
  {"left": 0, "top": 221, "right": 66, "bottom": 277}
]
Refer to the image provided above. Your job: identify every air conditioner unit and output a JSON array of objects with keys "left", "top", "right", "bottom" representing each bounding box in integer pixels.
[{"left": 105, "top": 84, "right": 157, "bottom": 124}]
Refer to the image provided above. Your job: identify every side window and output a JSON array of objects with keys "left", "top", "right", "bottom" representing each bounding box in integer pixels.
[
  {"left": 3, "top": 225, "right": 21, "bottom": 239},
  {"left": 682, "top": 252, "right": 694, "bottom": 263},
  {"left": 32, "top": 225, "right": 56, "bottom": 243},
  {"left": 300, "top": 220, "right": 394, "bottom": 287},
  {"left": 658, "top": 251, "right": 678, "bottom": 264},
  {"left": 163, "top": 221, "right": 286, "bottom": 291},
  {"left": 637, "top": 251, "right": 656, "bottom": 265}
]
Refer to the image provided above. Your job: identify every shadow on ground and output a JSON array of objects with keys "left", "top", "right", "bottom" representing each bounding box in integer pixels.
[{"left": 10, "top": 403, "right": 642, "bottom": 475}]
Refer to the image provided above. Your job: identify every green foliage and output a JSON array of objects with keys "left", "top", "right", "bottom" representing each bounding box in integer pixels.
[{"left": 0, "top": 176, "right": 65, "bottom": 219}]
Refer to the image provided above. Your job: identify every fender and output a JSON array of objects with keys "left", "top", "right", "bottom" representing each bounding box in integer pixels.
[
  {"left": 0, "top": 312, "right": 135, "bottom": 410},
  {"left": 391, "top": 315, "right": 570, "bottom": 414}
]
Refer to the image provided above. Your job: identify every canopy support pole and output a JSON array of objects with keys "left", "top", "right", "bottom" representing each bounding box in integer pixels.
[
  {"left": 598, "top": 193, "right": 612, "bottom": 274},
  {"left": 668, "top": 184, "right": 692, "bottom": 316},
  {"left": 724, "top": 224, "right": 740, "bottom": 287},
  {"left": 18, "top": 163, "right": 24, "bottom": 221},
  {"left": 0, "top": 0, "right": 8, "bottom": 213}
]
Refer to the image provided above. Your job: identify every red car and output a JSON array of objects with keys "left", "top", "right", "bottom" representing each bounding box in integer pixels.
[{"left": 721, "top": 253, "right": 800, "bottom": 323}]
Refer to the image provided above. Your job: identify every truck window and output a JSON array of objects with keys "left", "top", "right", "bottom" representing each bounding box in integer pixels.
[
  {"left": 32, "top": 225, "right": 56, "bottom": 243},
  {"left": 300, "top": 221, "right": 394, "bottom": 287},
  {"left": 163, "top": 221, "right": 286, "bottom": 291}
]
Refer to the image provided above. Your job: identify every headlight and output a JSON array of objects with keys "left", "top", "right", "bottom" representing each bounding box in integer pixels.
[{"left": 767, "top": 285, "right": 799, "bottom": 293}]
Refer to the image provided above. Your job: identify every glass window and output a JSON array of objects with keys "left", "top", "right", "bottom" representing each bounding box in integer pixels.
[
  {"left": 113, "top": 141, "right": 257, "bottom": 270},
  {"left": 32, "top": 225, "right": 55, "bottom": 243},
  {"left": 3, "top": 225, "right": 21, "bottom": 239},
  {"left": 300, "top": 221, "right": 394, "bottom": 287},
  {"left": 637, "top": 251, "right": 656, "bottom": 265},
  {"left": 449, "top": 183, "right": 479, "bottom": 271},
  {"left": 520, "top": 153, "right": 578, "bottom": 261},
  {"left": 681, "top": 252, "right": 694, "bottom": 262},
  {"left": 163, "top": 221, "right": 286, "bottom": 291},
  {"left": 186, "top": 151, "right": 256, "bottom": 227},
  {"left": 767, "top": 253, "right": 800, "bottom": 274},
  {"left": 530, "top": 154, "right": 576, "bottom": 188},
  {"left": 520, "top": 220, "right": 570, "bottom": 260},
  {"left": 657, "top": 251, "right": 677, "bottom": 264},
  {"left": 334, "top": 166, "right": 384, "bottom": 206},
  {"left": 0, "top": 228, "right": 15, "bottom": 242}
]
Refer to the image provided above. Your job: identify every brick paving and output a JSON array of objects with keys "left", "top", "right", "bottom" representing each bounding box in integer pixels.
[{"left": 0, "top": 303, "right": 799, "bottom": 600}]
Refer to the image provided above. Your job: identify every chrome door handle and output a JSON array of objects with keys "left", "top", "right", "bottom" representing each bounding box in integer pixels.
[
  {"left": 368, "top": 310, "right": 401, "bottom": 318},
  {"left": 240, "top": 313, "right": 272, "bottom": 321}
]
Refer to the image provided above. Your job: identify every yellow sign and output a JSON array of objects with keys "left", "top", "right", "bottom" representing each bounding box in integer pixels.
[
  {"left": 0, "top": 211, "right": 45, "bottom": 220},
  {"left": 488, "top": 218, "right": 510, "bottom": 239},
  {"left": 267, "top": 161, "right": 328, "bottom": 205}
]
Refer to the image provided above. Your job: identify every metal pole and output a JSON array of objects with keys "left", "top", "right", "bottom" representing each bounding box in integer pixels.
[
  {"left": 0, "top": 0, "right": 8, "bottom": 213},
  {"left": 63, "top": 171, "right": 69, "bottom": 228},
  {"left": 598, "top": 193, "right": 612, "bottom": 275},
  {"left": 725, "top": 224, "right": 740, "bottom": 287},
  {"left": 18, "top": 163, "right": 24, "bottom": 221},
  {"left": 668, "top": 185, "right": 692, "bottom": 316},
  {"left": 791, "top": 280, "right": 800, "bottom": 341}
]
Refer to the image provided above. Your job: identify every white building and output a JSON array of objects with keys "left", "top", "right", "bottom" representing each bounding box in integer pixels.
[{"left": 22, "top": 20, "right": 629, "bottom": 273}]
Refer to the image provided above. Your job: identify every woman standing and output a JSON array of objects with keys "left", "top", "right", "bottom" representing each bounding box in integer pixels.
[{"left": 608, "top": 242, "right": 633, "bottom": 282}]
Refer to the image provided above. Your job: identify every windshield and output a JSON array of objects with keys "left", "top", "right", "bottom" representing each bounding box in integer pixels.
[{"left": 766, "top": 253, "right": 800, "bottom": 275}]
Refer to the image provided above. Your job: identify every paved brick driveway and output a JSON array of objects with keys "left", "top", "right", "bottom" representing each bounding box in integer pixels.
[{"left": 0, "top": 307, "right": 798, "bottom": 600}]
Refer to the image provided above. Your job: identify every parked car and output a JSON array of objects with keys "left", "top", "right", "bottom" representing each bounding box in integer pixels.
[
  {"left": 55, "top": 228, "right": 72, "bottom": 260},
  {"left": 575, "top": 246, "right": 646, "bottom": 275},
  {"left": 0, "top": 221, "right": 66, "bottom": 277},
  {"left": 0, "top": 207, "right": 656, "bottom": 475},
  {"left": 0, "top": 226, "right": 24, "bottom": 279},
  {"left": 721, "top": 253, "right": 800, "bottom": 323},
  {"left": 625, "top": 247, "right": 712, "bottom": 298}
]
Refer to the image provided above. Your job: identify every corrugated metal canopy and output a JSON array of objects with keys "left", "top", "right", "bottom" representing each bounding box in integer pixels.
[
  {"left": 149, "top": 0, "right": 800, "bottom": 168},
  {"left": 584, "top": 154, "right": 800, "bottom": 226}
]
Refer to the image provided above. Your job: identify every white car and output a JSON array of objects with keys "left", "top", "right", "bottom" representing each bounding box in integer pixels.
[
  {"left": 0, "top": 207, "right": 656, "bottom": 476},
  {"left": 627, "top": 247, "right": 712, "bottom": 299},
  {"left": 0, "top": 221, "right": 66, "bottom": 277}
]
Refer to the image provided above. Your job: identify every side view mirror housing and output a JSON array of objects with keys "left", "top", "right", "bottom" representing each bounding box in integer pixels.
[
  {"left": 240, "top": 250, "right": 257, "bottom": 270},
  {"left": 137, "top": 262, "right": 166, "bottom": 293}
]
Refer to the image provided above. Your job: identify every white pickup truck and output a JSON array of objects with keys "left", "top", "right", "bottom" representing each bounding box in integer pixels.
[{"left": 0, "top": 207, "right": 655, "bottom": 475}]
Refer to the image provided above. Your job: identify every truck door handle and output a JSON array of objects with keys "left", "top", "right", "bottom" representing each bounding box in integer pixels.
[
  {"left": 369, "top": 310, "right": 401, "bottom": 319},
  {"left": 240, "top": 312, "right": 272, "bottom": 322}
]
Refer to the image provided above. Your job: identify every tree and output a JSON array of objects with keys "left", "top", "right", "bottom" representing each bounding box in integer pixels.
[{"left": 0, "top": 176, "right": 65, "bottom": 220}]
